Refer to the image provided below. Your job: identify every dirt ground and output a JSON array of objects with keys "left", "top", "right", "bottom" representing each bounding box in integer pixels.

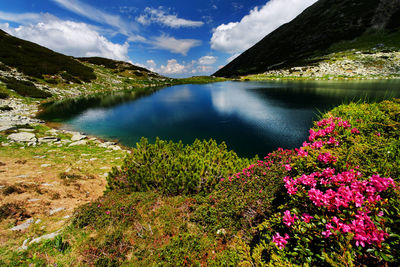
[{"left": 0, "top": 155, "right": 109, "bottom": 246}]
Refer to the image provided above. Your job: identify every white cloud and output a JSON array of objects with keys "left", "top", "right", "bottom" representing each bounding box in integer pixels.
[
  {"left": 51, "top": 0, "right": 134, "bottom": 35},
  {"left": 211, "top": 0, "right": 317, "bottom": 54},
  {"left": 0, "top": 17, "right": 129, "bottom": 61},
  {"left": 145, "top": 34, "right": 201, "bottom": 56},
  {"left": 198, "top": 56, "right": 217, "bottom": 65},
  {"left": 137, "top": 7, "right": 204, "bottom": 28},
  {"left": 146, "top": 60, "right": 157, "bottom": 71},
  {"left": 160, "top": 59, "right": 186, "bottom": 74},
  {"left": 0, "top": 11, "right": 42, "bottom": 24}
]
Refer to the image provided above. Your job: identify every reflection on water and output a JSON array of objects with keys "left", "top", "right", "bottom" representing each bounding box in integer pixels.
[{"left": 39, "top": 80, "right": 400, "bottom": 158}]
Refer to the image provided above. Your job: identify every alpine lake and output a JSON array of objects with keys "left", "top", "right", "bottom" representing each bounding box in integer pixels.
[{"left": 39, "top": 80, "right": 400, "bottom": 158}]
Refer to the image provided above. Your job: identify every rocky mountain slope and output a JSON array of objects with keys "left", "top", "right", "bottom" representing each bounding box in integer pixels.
[
  {"left": 214, "top": 0, "right": 400, "bottom": 77},
  {"left": 0, "top": 29, "right": 169, "bottom": 100}
]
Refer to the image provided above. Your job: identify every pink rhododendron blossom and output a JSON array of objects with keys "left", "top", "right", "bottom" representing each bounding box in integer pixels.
[
  {"left": 351, "top": 128, "right": 360, "bottom": 134},
  {"left": 272, "top": 233, "right": 290, "bottom": 249},
  {"left": 283, "top": 210, "right": 298, "bottom": 227},
  {"left": 301, "top": 213, "right": 313, "bottom": 223},
  {"left": 317, "top": 152, "right": 337, "bottom": 165},
  {"left": 284, "top": 164, "right": 292, "bottom": 171}
]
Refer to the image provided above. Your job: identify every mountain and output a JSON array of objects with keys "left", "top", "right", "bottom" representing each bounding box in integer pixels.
[
  {"left": 0, "top": 30, "right": 167, "bottom": 99},
  {"left": 214, "top": 0, "right": 400, "bottom": 77}
]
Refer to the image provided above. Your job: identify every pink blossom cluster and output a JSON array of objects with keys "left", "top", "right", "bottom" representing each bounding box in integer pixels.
[
  {"left": 317, "top": 152, "right": 337, "bottom": 165},
  {"left": 322, "top": 213, "right": 388, "bottom": 247},
  {"left": 272, "top": 232, "right": 290, "bottom": 249},
  {"left": 302, "top": 117, "right": 354, "bottom": 150},
  {"left": 283, "top": 210, "right": 298, "bottom": 227},
  {"left": 282, "top": 167, "right": 396, "bottom": 247}
]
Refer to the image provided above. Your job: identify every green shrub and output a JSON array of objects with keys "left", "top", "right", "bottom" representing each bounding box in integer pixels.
[
  {"left": 0, "top": 77, "right": 52, "bottom": 98},
  {"left": 106, "top": 137, "right": 255, "bottom": 195}
]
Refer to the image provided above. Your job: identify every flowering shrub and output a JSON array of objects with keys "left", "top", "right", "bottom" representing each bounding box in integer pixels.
[
  {"left": 244, "top": 107, "right": 400, "bottom": 266},
  {"left": 193, "top": 148, "right": 293, "bottom": 232}
]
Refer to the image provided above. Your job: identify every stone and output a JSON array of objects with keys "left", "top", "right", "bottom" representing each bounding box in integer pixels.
[
  {"left": 18, "top": 128, "right": 35, "bottom": 132},
  {"left": 71, "top": 133, "right": 87, "bottom": 141},
  {"left": 40, "top": 164, "right": 51, "bottom": 168},
  {"left": 49, "top": 207, "right": 65, "bottom": 215},
  {"left": 38, "top": 136, "right": 60, "bottom": 143},
  {"left": 28, "top": 198, "right": 40, "bottom": 202},
  {"left": 28, "top": 230, "right": 61, "bottom": 247},
  {"left": 10, "top": 218, "right": 34, "bottom": 231},
  {"left": 69, "top": 140, "right": 87, "bottom": 146},
  {"left": 8, "top": 132, "right": 37, "bottom": 143},
  {"left": 41, "top": 183, "right": 53, "bottom": 187},
  {"left": 0, "top": 125, "right": 15, "bottom": 132}
]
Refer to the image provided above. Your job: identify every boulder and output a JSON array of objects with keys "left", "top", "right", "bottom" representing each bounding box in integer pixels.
[
  {"left": 38, "top": 136, "right": 60, "bottom": 143},
  {"left": 8, "top": 132, "right": 37, "bottom": 143},
  {"left": 69, "top": 140, "right": 87, "bottom": 146},
  {"left": 71, "top": 133, "right": 87, "bottom": 141}
]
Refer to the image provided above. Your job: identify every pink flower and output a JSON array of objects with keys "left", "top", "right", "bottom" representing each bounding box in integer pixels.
[
  {"left": 283, "top": 210, "right": 298, "bottom": 227},
  {"left": 322, "top": 230, "right": 332, "bottom": 238},
  {"left": 317, "top": 153, "right": 337, "bottom": 165},
  {"left": 301, "top": 213, "right": 313, "bottom": 223},
  {"left": 351, "top": 128, "right": 360, "bottom": 134},
  {"left": 272, "top": 232, "right": 290, "bottom": 249},
  {"left": 105, "top": 210, "right": 111, "bottom": 215},
  {"left": 284, "top": 164, "right": 292, "bottom": 171}
]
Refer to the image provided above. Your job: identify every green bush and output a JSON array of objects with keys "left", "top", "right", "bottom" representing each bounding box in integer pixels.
[
  {"left": 0, "top": 77, "right": 52, "bottom": 98},
  {"left": 106, "top": 137, "right": 255, "bottom": 195}
]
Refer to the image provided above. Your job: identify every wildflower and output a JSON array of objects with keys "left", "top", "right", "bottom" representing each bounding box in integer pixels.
[
  {"left": 284, "top": 164, "right": 292, "bottom": 171},
  {"left": 272, "top": 233, "right": 290, "bottom": 249},
  {"left": 301, "top": 213, "right": 313, "bottom": 223},
  {"left": 283, "top": 210, "right": 298, "bottom": 227},
  {"left": 351, "top": 128, "right": 360, "bottom": 134}
]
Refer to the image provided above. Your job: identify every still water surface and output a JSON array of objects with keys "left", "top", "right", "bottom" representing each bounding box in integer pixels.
[{"left": 39, "top": 80, "right": 400, "bottom": 157}]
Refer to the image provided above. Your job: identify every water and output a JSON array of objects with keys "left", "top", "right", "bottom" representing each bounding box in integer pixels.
[{"left": 39, "top": 80, "right": 400, "bottom": 158}]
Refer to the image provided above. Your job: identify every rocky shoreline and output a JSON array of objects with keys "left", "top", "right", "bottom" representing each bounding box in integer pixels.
[{"left": 244, "top": 51, "right": 400, "bottom": 80}]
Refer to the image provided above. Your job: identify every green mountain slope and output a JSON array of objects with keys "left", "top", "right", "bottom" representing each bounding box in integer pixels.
[
  {"left": 0, "top": 29, "right": 96, "bottom": 82},
  {"left": 214, "top": 0, "right": 400, "bottom": 77}
]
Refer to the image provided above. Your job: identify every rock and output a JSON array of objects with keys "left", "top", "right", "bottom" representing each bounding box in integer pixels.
[
  {"left": 28, "top": 198, "right": 40, "bottom": 202},
  {"left": 28, "top": 230, "right": 61, "bottom": 247},
  {"left": 38, "top": 136, "right": 60, "bottom": 143},
  {"left": 71, "top": 133, "right": 87, "bottom": 141},
  {"left": 19, "top": 238, "right": 30, "bottom": 250},
  {"left": 46, "top": 129, "right": 58, "bottom": 135},
  {"left": 109, "top": 145, "right": 122, "bottom": 151},
  {"left": 41, "top": 183, "right": 53, "bottom": 187},
  {"left": 10, "top": 218, "right": 34, "bottom": 231},
  {"left": 216, "top": 229, "right": 227, "bottom": 235},
  {"left": 69, "top": 140, "right": 87, "bottom": 146},
  {"left": 49, "top": 207, "right": 65, "bottom": 215},
  {"left": 18, "top": 128, "right": 35, "bottom": 132},
  {"left": 0, "top": 125, "right": 15, "bottom": 132},
  {"left": 33, "top": 155, "right": 46, "bottom": 159},
  {"left": 40, "top": 164, "right": 51, "bottom": 168},
  {"left": 8, "top": 132, "right": 37, "bottom": 143},
  {"left": 89, "top": 158, "right": 97, "bottom": 161},
  {"left": 15, "top": 175, "right": 29, "bottom": 178}
]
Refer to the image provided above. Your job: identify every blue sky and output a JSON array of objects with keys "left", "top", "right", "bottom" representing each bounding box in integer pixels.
[{"left": 0, "top": 0, "right": 316, "bottom": 77}]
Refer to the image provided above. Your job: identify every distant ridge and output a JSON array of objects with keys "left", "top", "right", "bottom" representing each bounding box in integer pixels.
[{"left": 214, "top": 0, "right": 400, "bottom": 77}]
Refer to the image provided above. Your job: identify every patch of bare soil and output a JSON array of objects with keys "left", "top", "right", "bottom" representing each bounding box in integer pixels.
[{"left": 0, "top": 156, "right": 107, "bottom": 244}]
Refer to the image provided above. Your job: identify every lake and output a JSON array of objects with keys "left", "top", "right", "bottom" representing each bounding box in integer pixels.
[{"left": 39, "top": 80, "right": 400, "bottom": 158}]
